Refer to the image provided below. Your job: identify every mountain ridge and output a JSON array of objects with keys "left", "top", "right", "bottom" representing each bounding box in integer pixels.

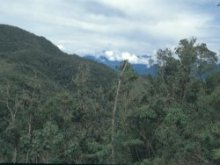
[
  {"left": 84, "top": 54, "right": 158, "bottom": 75},
  {"left": 0, "top": 24, "right": 116, "bottom": 91}
]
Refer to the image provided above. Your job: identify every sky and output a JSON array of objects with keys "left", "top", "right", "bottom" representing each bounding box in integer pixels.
[{"left": 0, "top": 0, "right": 220, "bottom": 64}]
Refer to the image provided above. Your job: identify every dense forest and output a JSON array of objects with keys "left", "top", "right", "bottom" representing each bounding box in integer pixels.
[{"left": 1, "top": 24, "right": 220, "bottom": 164}]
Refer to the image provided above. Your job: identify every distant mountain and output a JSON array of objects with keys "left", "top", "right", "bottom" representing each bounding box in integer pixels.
[
  {"left": 84, "top": 55, "right": 121, "bottom": 69},
  {"left": 84, "top": 54, "right": 158, "bottom": 76},
  {"left": 132, "top": 63, "right": 158, "bottom": 75}
]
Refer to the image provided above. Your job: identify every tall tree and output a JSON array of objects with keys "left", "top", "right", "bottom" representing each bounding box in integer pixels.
[{"left": 111, "top": 60, "right": 128, "bottom": 164}]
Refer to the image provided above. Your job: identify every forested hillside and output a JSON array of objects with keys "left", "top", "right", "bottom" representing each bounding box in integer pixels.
[
  {"left": 0, "top": 25, "right": 116, "bottom": 163},
  {"left": 1, "top": 25, "right": 220, "bottom": 164}
]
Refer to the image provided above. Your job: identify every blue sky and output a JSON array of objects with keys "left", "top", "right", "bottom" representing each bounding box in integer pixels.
[{"left": 0, "top": 0, "right": 220, "bottom": 63}]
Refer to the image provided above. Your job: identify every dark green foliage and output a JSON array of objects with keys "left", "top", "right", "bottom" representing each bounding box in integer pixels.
[
  {"left": 0, "top": 25, "right": 220, "bottom": 164},
  {"left": 0, "top": 24, "right": 115, "bottom": 163}
]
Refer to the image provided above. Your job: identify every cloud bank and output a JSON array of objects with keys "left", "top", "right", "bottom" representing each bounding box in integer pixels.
[
  {"left": 0, "top": 0, "right": 219, "bottom": 60},
  {"left": 103, "top": 50, "right": 154, "bottom": 65}
]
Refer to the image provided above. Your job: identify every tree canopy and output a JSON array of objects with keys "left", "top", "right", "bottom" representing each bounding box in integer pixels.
[{"left": 0, "top": 25, "right": 220, "bottom": 164}]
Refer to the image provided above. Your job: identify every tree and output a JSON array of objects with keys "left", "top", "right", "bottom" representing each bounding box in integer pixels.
[{"left": 111, "top": 60, "right": 128, "bottom": 164}]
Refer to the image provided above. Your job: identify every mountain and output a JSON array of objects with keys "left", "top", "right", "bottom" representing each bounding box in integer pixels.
[
  {"left": 84, "top": 54, "right": 158, "bottom": 75},
  {"left": 132, "top": 63, "right": 158, "bottom": 75},
  {"left": 0, "top": 24, "right": 116, "bottom": 91},
  {"left": 0, "top": 24, "right": 119, "bottom": 163},
  {"left": 84, "top": 55, "right": 121, "bottom": 69}
]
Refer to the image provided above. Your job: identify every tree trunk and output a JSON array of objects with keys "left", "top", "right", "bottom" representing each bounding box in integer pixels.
[
  {"left": 26, "top": 116, "right": 32, "bottom": 163},
  {"left": 111, "top": 60, "right": 128, "bottom": 164},
  {"left": 12, "top": 147, "right": 17, "bottom": 163}
]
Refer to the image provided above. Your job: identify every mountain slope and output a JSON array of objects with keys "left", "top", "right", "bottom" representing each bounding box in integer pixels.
[
  {"left": 0, "top": 24, "right": 117, "bottom": 163},
  {"left": 0, "top": 24, "right": 116, "bottom": 91}
]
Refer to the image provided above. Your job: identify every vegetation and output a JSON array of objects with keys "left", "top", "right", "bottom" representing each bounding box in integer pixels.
[{"left": 0, "top": 24, "right": 220, "bottom": 164}]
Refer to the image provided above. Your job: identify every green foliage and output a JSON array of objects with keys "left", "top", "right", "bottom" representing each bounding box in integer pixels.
[
  {"left": 30, "top": 122, "right": 64, "bottom": 162},
  {"left": 213, "top": 148, "right": 220, "bottom": 160},
  {"left": 1, "top": 25, "right": 220, "bottom": 164}
]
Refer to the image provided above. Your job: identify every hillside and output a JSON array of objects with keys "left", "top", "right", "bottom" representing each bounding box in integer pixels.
[
  {"left": 1, "top": 25, "right": 220, "bottom": 164},
  {"left": 0, "top": 24, "right": 116, "bottom": 91},
  {"left": 0, "top": 25, "right": 118, "bottom": 163}
]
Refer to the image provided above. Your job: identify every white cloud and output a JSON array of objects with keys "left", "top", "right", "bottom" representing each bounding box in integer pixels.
[
  {"left": 0, "top": 0, "right": 219, "bottom": 61},
  {"left": 104, "top": 50, "right": 150, "bottom": 64}
]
